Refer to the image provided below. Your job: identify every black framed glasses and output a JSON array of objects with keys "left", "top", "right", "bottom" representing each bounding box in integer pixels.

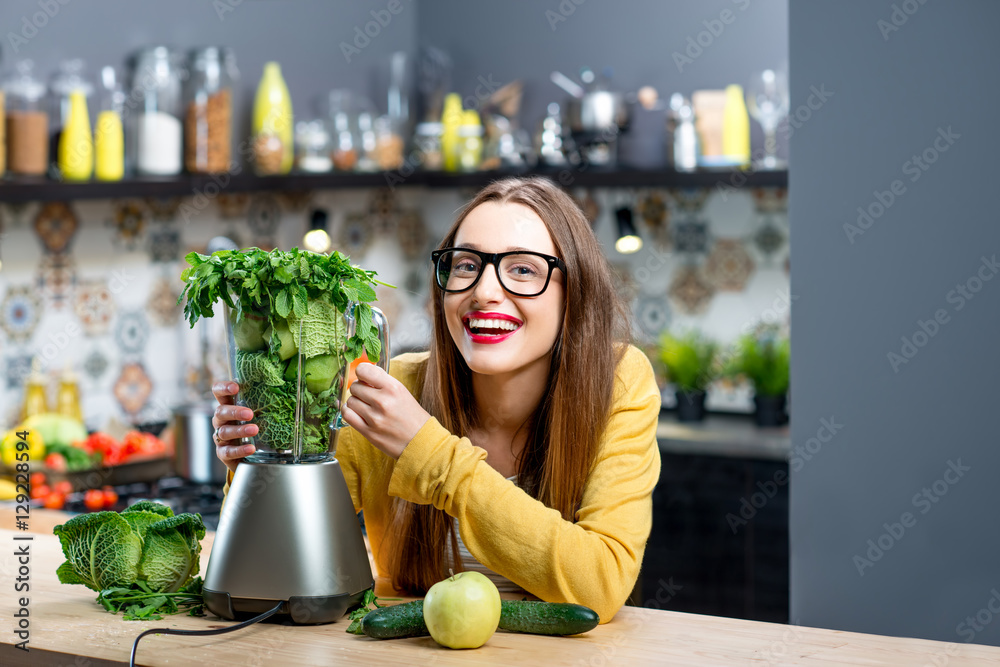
[{"left": 431, "top": 247, "right": 567, "bottom": 297}]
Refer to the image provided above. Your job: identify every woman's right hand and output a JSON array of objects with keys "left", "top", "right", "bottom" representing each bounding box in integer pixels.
[{"left": 212, "top": 381, "right": 259, "bottom": 473}]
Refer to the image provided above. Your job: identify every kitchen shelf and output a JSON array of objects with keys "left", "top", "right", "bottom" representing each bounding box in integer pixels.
[{"left": 0, "top": 167, "right": 787, "bottom": 204}]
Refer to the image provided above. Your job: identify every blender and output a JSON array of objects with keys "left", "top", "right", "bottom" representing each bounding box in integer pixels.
[{"left": 203, "top": 300, "right": 388, "bottom": 624}]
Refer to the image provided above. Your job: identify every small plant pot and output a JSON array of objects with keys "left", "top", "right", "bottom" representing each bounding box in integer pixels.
[
  {"left": 753, "top": 394, "right": 788, "bottom": 427},
  {"left": 675, "top": 390, "right": 707, "bottom": 422}
]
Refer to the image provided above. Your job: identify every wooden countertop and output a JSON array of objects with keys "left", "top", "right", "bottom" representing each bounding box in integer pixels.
[{"left": 2, "top": 510, "right": 1000, "bottom": 665}]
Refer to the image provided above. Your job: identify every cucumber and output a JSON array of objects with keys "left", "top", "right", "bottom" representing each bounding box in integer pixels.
[
  {"left": 361, "top": 600, "right": 429, "bottom": 639},
  {"left": 498, "top": 600, "right": 599, "bottom": 636},
  {"left": 359, "top": 599, "right": 599, "bottom": 639}
]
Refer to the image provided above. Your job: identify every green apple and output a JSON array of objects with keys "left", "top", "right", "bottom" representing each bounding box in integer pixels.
[{"left": 423, "top": 571, "right": 501, "bottom": 649}]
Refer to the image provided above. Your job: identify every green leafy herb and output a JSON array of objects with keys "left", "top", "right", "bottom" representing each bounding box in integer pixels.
[
  {"left": 726, "top": 327, "right": 790, "bottom": 397},
  {"left": 176, "top": 247, "right": 389, "bottom": 366},
  {"left": 54, "top": 502, "right": 207, "bottom": 621},
  {"left": 346, "top": 589, "right": 391, "bottom": 635},
  {"left": 658, "top": 330, "right": 719, "bottom": 392}
]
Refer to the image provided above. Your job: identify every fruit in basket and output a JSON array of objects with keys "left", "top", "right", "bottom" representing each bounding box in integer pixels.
[
  {"left": 1, "top": 428, "right": 45, "bottom": 467},
  {"left": 22, "top": 412, "right": 88, "bottom": 449},
  {"left": 45, "top": 452, "right": 68, "bottom": 472},
  {"left": 423, "top": 571, "right": 502, "bottom": 649}
]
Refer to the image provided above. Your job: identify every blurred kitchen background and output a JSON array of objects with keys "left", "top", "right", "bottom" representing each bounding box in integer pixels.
[{"left": 1, "top": 0, "right": 997, "bottom": 650}]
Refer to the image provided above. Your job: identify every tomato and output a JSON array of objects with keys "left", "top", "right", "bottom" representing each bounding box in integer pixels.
[
  {"left": 30, "top": 484, "right": 51, "bottom": 500},
  {"left": 122, "top": 431, "right": 145, "bottom": 457},
  {"left": 84, "top": 489, "right": 105, "bottom": 511},
  {"left": 45, "top": 452, "right": 68, "bottom": 472},
  {"left": 30, "top": 472, "right": 47, "bottom": 488},
  {"left": 102, "top": 486, "right": 118, "bottom": 508},
  {"left": 53, "top": 480, "right": 73, "bottom": 495},
  {"left": 43, "top": 491, "right": 66, "bottom": 510}
]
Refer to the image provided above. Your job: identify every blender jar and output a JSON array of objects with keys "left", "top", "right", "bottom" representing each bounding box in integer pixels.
[{"left": 225, "top": 297, "right": 389, "bottom": 462}]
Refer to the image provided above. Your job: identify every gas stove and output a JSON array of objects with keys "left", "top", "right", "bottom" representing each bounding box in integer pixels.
[{"left": 59, "top": 476, "right": 225, "bottom": 530}]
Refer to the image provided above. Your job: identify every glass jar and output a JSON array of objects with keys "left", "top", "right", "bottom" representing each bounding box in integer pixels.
[
  {"left": 225, "top": 299, "right": 388, "bottom": 462},
  {"left": 414, "top": 122, "right": 443, "bottom": 171},
  {"left": 373, "top": 115, "right": 404, "bottom": 170},
  {"left": 331, "top": 111, "right": 358, "bottom": 171},
  {"left": 355, "top": 112, "right": 378, "bottom": 172},
  {"left": 184, "top": 47, "right": 236, "bottom": 174},
  {"left": 48, "top": 59, "right": 94, "bottom": 179},
  {"left": 128, "top": 46, "right": 184, "bottom": 176},
  {"left": 3, "top": 60, "right": 48, "bottom": 176},
  {"left": 295, "top": 119, "right": 332, "bottom": 172}
]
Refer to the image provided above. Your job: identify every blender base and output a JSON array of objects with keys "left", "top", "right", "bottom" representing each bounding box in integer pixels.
[
  {"left": 203, "top": 458, "right": 375, "bottom": 625},
  {"left": 203, "top": 588, "right": 367, "bottom": 624}
]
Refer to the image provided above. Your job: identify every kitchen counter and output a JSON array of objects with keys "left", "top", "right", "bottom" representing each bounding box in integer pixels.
[
  {"left": 657, "top": 412, "right": 790, "bottom": 461},
  {"left": 3, "top": 511, "right": 1000, "bottom": 665}
]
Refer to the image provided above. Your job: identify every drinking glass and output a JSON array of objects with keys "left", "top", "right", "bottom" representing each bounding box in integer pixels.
[{"left": 746, "top": 69, "right": 789, "bottom": 169}]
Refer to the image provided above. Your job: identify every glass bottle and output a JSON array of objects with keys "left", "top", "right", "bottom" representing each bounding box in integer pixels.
[
  {"left": 56, "top": 366, "right": 82, "bottom": 421},
  {"left": 185, "top": 47, "right": 236, "bottom": 174},
  {"left": 440, "top": 93, "right": 462, "bottom": 172},
  {"left": 129, "top": 46, "right": 184, "bottom": 176},
  {"left": 251, "top": 62, "right": 293, "bottom": 175},
  {"left": 4, "top": 60, "right": 48, "bottom": 176},
  {"left": 94, "top": 66, "right": 125, "bottom": 181},
  {"left": 457, "top": 109, "right": 483, "bottom": 172},
  {"left": 21, "top": 359, "right": 48, "bottom": 421},
  {"left": 295, "top": 119, "right": 332, "bottom": 172},
  {"left": 48, "top": 59, "right": 94, "bottom": 180}
]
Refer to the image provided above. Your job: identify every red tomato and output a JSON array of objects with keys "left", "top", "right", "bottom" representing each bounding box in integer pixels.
[
  {"left": 53, "top": 480, "right": 73, "bottom": 495},
  {"left": 29, "top": 472, "right": 47, "bottom": 488},
  {"left": 122, "top": 431, "right": 145, "bottom": 457},
  {"left": 43, "top": 492, "right": 66, "bottom": 510},
  {"left": 84, "top": 489, "right": 105, "bottom": 511},
  {"left": 45, "top": 452, "right": 68, "bottom": 472},
  {"left": 102, "top": 487, "right": 119, "bottom": 507},
  {"left": 30, "top": 484, "right": 51, "bottom": 500}
]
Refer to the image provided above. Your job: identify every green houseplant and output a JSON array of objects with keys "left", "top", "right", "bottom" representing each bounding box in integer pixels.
[
  {"left": 658, "top": 330, "right": 718, "bottom": 422},
  {"left": 729, "top": 329, "right": 790, "bottom": 426}
]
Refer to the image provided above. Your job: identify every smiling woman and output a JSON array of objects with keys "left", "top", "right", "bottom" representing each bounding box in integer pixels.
[{"left": 216, "top": 177, "right": 662, "bottom": 623}]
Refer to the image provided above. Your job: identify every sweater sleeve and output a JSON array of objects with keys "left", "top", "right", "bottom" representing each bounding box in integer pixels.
[{"left": 386, "top": 346, "right": 662, "bottom": 623}]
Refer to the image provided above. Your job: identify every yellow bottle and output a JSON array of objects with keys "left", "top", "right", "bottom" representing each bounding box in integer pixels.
[
  {"left": 252, "top": 62, "right": 294, "bottom": 174},
  {"left": 56, "top": 366, "right": 83, "bottom": 422},
  {"left": 95, "top": 110, "right": 123, "bottom": 181},
  {"left": 21, "top": 359, "right": 48, "bottom": 422},
  {"left": 441, "top": 93, "right": 463, "bottom": 173},
  {"left": 58, "top": 90, "right": 93, "bottom": 181},
  {"left": 458, "top": 109, "right": 483, "bottom": 172},
  {"left": 721, "top": 84, "right": 750, "bottom": 168}
]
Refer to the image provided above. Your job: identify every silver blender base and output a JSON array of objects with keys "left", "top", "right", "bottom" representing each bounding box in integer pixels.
[{"left": 203, "top": 458, "right": 375, "bottom": 624}]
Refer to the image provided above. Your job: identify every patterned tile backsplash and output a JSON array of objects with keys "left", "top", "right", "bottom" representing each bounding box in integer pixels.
[{"left": 0, "top": 186, "right": 789, "bottom": 431}]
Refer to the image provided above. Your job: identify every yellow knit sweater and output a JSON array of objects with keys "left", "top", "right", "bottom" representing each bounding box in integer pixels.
[{"left": 224, "top": 344, "right": 661, "bottom": 623}]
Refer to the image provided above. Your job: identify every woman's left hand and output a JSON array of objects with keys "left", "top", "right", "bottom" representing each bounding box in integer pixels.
[{"left": 341, "top": 362, "right": 432, "bottom": 459}]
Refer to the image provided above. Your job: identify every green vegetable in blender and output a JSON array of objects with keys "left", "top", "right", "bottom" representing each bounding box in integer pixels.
[
  {"left": 304, "top": 354, "right": 342, "bottom": 394},
  {"left": 53, "top": 501, "right": 207, "bottom": 620},
  {"left": 177, "top": 247, "right": 389, "bottom": 457},
  {"left": 268, "top": 319, "right": 299, "bottom": 361},
  {"left": 230, "top": 309, "right": 269, "bottom": 352}
]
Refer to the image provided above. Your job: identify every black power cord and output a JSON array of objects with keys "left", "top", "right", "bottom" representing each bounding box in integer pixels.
[{"left": 129, "top": 601, "right": 285, "bottom": 667}]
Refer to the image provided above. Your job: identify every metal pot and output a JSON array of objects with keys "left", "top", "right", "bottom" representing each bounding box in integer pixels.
[
  {"left": 563, "top": 90, "right": 630, "bottom": 133},
  {"left": 172, "top": 402, "right": 227, "bottom": 484}
]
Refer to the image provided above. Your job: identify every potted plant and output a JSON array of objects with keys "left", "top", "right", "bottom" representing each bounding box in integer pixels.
[
  {"left": 658, "top": 330, "right": 718, "bottom": 422},
  {"left": 729, "top": 329, "right": 790, "bottom": 427}
]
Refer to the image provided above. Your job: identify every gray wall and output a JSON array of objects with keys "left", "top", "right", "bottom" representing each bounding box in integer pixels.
[
  {"left": 790, "top": 0, "right": 1000, "bottom": 646},
  {"left": 1, "top": 0, "right": 418, "bottom": 143},
  {"left": 418, "top": 0, "right": 788, "bottom": 154}
]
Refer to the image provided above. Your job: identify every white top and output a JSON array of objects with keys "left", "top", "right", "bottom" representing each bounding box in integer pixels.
[{"left": 447, "top": 475, "right": 529, "bottom": 595}]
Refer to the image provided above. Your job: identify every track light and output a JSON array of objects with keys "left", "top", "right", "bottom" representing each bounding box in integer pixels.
[
  {"left": 614, "top": 206, "right": 643, "bottom": 254},
  {"left": 303, "top": 209, "right": 331, "bottom": 253}
]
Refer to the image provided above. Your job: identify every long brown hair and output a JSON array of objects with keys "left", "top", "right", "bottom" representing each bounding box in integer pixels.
[{"left": 385, "top": 177, "right": 630, "bottom": 593}]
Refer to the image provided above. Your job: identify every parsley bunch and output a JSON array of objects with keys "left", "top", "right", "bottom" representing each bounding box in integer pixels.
[{"left": 177, "top": 247, "right": 388, "bottom": 364}]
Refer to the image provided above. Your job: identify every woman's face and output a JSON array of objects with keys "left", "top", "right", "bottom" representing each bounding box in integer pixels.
[{"left": 443, "top": 201, "right": 566, "bottom": 378}]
